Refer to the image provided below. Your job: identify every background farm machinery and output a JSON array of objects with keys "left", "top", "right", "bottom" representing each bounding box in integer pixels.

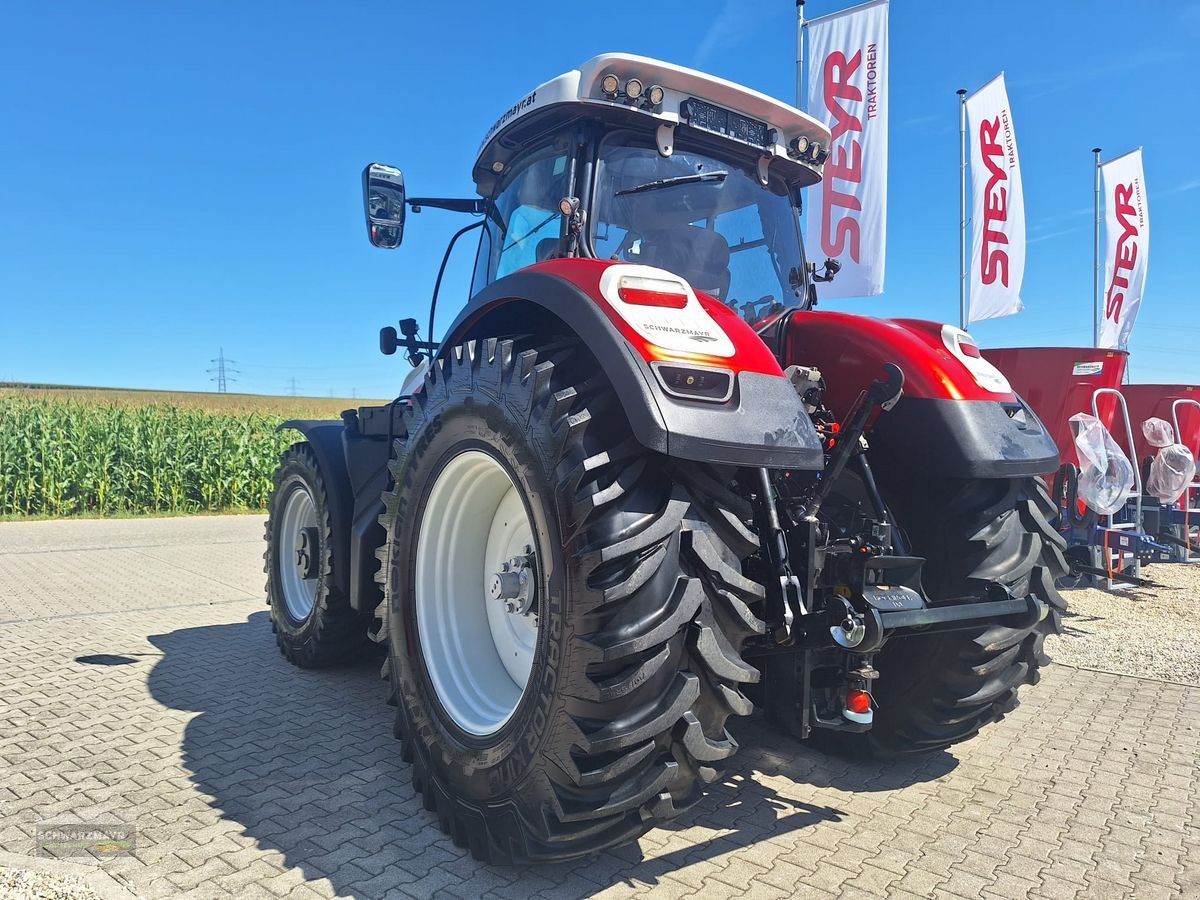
[{"left": 983, "top": 347, "right": 1199, "bottom": 589}]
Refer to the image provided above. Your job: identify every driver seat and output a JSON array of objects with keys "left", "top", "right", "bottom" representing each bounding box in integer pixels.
[{"left": 637, "top": 226, "right": 731, "bottom": 301}]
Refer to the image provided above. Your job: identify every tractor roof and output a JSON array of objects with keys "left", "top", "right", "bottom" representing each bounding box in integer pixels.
[{"left": 472, "top": 53, "right": 832, "bottom": 196}]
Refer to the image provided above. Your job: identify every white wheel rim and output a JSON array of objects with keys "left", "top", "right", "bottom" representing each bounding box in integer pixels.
[
  {"left": 415, "top": 449, "right": 540, "bottom": 736},
  {"left": 278, "top": 485, "right": 319, "bottom": 622}
]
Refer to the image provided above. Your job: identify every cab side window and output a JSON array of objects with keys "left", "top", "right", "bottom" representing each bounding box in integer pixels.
[{"left": 473, "top": 147, "right": 569, "bottom": 291}]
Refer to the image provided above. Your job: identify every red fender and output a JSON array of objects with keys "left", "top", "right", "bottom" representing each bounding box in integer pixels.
[
  {"left": 779, "top": 311, "right": 1016, "bottom": 416},
  {"left": 776, "top": 310, "right": 1058, "bottom": 480}
]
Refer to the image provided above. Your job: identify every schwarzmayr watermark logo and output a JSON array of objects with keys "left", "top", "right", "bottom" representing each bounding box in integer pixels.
[{"left": 36, "top": 821, "right": 136, "bottom": 857}]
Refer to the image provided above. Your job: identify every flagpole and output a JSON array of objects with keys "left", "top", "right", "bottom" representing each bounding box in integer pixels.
[
  {"left": 1092, "top": 147, "right": 1102, "bottom": 347},
  {"left": 796, "top": 0, "right": 806, "bottom": 107},
  {"left": 958, "top": 88, "right": 968, "bottom": 330}
]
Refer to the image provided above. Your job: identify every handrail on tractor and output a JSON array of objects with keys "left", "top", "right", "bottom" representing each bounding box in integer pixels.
[{"left": 1091, "top": 387, "right": 1143, "bottom": 584}]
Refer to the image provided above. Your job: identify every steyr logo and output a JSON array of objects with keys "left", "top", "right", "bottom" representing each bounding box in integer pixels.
[
  {"left": 821, "top": 49, "right": 864, "bottom": 262},
  {"left": 819, "top": 41, "right": 881, "bottom": 266},
  {"left": 979, "top": 114, "right": 1012, "bottom": 287},
  {"left": 1104, "top": 182, "right": 1140, "bottom": 323}
]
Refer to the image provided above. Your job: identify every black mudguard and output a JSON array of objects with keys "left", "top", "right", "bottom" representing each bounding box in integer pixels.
[
  {"left": 276, "top": 421, "right": 353, "bottom": 598},
  {"left": 869, "top": 395, "right": 1059, "bottom": 479},
  {"left": 277, "top": 419, "right": 391, "bottom": 613},
  {"left": 440, "top": 270, "right": 823, "bottom": 470}
]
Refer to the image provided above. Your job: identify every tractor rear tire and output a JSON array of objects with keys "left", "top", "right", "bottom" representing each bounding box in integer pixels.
[
  {"left": 376, "top": 339, "right": 765, "bottom": 863},
  {"left": 265, "top": 443, "right": 370, "bottom": 667},
  {"left": 824, "top": 475, "right": 1069, "bottom": 757}
]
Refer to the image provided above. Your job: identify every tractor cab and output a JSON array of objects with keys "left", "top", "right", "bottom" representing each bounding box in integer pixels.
[{"left": 365, "top": 53, "right": 836, "bottom": 329}]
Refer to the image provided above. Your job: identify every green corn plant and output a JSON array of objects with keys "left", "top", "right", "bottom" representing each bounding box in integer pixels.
[{"left": 0, "top": 395, "right": 304, "bottom": 518}]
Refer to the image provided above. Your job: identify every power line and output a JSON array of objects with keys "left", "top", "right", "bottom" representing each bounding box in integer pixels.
[
  {"left": 207, "top": 348, "right": 239, "bottom": 393},
  {"left": 235, "top": 361, "right": 388, "bottom": 372},
  {"left": 287, "top": 376, "right": 299, "bottom": 397}
]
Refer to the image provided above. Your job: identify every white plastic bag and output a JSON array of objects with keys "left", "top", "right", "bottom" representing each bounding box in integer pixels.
[
  {"left": 1142, "top": 417, "right": 1176, "bottom": 449},
  {"left": 1069, "top": 413, "right": 1135, "bottom": 515},
  {"left": 1147, "top": 444, "right": 1197, "bottom": 504}
]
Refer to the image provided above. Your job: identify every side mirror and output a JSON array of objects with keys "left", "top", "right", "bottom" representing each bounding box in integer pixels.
[{"left": 362, "top": 163, "right": 406, "bottom": 249}]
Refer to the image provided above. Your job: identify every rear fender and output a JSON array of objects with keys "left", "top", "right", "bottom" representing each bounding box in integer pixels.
[
  {"left": 777, "top": 311, "right": 1059, "bottom": 478},
  {"left": 276, "top": 420, "right": 353, "bottom": 597},
  {"left": 438, "top": 259, "right": 823, "bottom": 469},
  {"left": 278, "top": 419, "right": 392, "bottom": 612}
]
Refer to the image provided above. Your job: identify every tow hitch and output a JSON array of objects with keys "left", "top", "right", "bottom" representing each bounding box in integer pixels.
[{"left": 752, "top": 361, "right": 1052, "bottom": 738}]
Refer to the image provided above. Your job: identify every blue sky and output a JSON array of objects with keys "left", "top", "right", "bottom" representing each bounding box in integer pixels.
[{"left": 2, "top": 1, "right": 1197, "bottom": 398}]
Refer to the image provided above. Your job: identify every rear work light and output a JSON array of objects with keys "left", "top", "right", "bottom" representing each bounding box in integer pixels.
[
  {"left": 616, "top": 275, "right": 689, "bottom": 309},
  {"left": 650, "top": 362, "right": 734, "bottom": 403}
]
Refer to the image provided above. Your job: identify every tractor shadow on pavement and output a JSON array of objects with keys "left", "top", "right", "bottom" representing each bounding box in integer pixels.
[{"left": 147, "top": 612, "right": 956, "bottom": 896}]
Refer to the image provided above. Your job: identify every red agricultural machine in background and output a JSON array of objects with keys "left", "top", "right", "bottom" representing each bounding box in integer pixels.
[
  {"left": 983, "top": 348, "right": 1199, "bottom": 586},
  {"left": 1124, "top": 384, "right": 1200, "bottom": 563},
  {"left": 1123, "top": 385, "right": 1200, "bottom": 464}
]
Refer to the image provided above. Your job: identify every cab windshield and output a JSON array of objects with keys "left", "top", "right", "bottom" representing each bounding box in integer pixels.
[{"left": 592, "top": 136, "right": 808, "bottom": 324}]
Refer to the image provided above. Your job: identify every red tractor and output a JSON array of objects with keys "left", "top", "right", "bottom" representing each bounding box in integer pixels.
[{"left": 265, "top": 54, "right": 1066, "bottom": 863}]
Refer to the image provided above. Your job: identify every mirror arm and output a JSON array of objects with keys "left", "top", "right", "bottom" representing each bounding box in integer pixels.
[
  {"left": 429, "top": 219, "right": 486, "bottom": 346},
  {"left": 406, "top": 197, "right": 486, "bottom": 215}
]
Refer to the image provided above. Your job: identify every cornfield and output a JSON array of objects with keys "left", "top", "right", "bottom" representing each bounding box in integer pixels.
[{"left": 0, "top": 390, "right": 369, "bottom": 518}]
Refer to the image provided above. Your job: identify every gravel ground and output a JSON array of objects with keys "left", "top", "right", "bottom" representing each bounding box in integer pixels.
[
  {"left": 0, "top": 868, "right": 105, "bottom": 900},
  {"left": 1048, "top": 561, "right": 1200, "bottom": 685}
]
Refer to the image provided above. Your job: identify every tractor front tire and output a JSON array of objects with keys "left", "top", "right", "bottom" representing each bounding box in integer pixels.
[
  {"left": 831, "top": 475, "right": 1068, "bottom": 757},
  {"left": 377, "top": 339, "right": 764, "bottom": 863},
  {"left": 265, "top": 443, "right": 369, "bottom": 667}
]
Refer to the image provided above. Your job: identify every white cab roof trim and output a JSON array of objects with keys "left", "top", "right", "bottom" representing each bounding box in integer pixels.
[{"left": 476, "top": 52, "right": 831, "bottom": 170}]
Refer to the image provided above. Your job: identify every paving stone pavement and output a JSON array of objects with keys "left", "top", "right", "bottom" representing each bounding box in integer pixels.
[{"left": 1, "top": 514, "right": 1197, "bottom": 899}]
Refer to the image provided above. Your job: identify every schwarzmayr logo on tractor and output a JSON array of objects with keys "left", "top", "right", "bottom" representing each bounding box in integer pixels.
[
  {"left": 642, "top": 322, "right": 718, "bottom": 342},
  {"left": 481, "top": 91, "right": 537, "bottom": 148}
]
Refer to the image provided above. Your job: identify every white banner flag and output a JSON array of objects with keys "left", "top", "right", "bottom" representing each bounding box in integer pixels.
[
  {"left": 1098, "top": 149, "right": 1149, "bottom": 349},
  {"left": 804, "top": 0, "right": 888, "bottom": 298},
  {"left": 965, "top": 74, "right": 1025, "bottom": 321}
]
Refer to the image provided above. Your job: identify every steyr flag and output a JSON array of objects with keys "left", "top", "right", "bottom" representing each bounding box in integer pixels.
[
  {"left": 1098, "top": 149, "right": 1149, "bottom": 350},
  {"left": 965, "top": 74, "right": 1026, "bottom": 322},
  {"left": 804, "top": 0, "right": 888, "bottom": 298}
]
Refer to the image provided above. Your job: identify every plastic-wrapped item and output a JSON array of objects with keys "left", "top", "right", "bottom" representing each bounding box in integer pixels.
[
  {"left": 1069, "top": 413, "right": 1135, "bottom": 515},
  {"left": 1146, "top": 444, "right": 1197, "bottom": 504},
  {"left": 1142, "top": 417, "right": 1176, "bottom": 449}
]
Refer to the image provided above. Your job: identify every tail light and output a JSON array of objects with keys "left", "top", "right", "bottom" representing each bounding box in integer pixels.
[
  {"left": 941, "top": 325, "right": 1011, "bottom": 394},
  {"left": 616, "top": 274, "right": 689, "bottom": 309},
  {"left": 597, "top": 263, "right": 737, "bottom": 360},
  {"left": 843, "top": 687, "right": 873, "bottom": 724}
]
